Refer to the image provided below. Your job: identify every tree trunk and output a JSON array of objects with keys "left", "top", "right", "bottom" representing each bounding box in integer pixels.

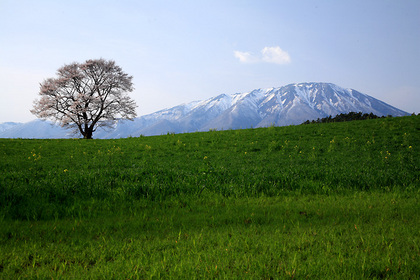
[{"left": 84, "top": 128, "right": 93, "bottom": 139}]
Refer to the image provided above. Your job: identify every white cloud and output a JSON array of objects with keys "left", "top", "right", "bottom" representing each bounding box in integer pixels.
[
  {"left": 233, "top": 51, "right": 258, "bottom": 63},
  {"left": 234, "top": 46, "right": 291, "bottom": 64},
  {"left": 261, "top": 46, "right": 291, "bottom": 64}
]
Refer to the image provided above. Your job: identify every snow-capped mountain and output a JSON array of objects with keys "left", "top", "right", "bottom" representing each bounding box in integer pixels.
[
  {"left": 0, "top": 119, "right": 75, "bottom": 139},
  {"left": 0, "top": 82, "right": 409, "bottom": 139},
  {"left": 0, "top": 122, "right": 22, "bottom": 133}
]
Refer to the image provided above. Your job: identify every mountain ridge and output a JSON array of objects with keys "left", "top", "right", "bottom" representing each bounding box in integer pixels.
[{"left": 0, "top": 82, "right": 409, "bottom": 139}]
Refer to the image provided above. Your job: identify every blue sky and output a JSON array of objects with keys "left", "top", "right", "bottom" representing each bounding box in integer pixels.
[{"left": 1, "top": 0, "right": 419, "bottom": 123}]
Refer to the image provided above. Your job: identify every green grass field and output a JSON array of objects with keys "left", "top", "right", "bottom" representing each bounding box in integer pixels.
[{"left": 1, "top": 116, "right": 419, "bottom": 279}]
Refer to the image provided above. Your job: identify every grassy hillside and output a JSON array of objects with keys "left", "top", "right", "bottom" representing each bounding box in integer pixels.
[{"left": 0, "top": 115, "right": 419, "bottom": 278}]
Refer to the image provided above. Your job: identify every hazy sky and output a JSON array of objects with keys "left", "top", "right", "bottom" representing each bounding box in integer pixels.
[{"left": 1, "top": 0, "right": 419, "bottom": 123}]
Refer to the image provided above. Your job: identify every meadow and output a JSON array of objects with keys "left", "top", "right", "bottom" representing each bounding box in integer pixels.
[{"left": 0, "top": 115, "right": 419, "bottom": 279}]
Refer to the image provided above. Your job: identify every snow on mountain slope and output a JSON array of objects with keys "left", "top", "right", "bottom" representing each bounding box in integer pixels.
[
  {"left": 0, "top": 120, "right": 75, "bottom": 139},
  {"left": 0, "top": 122, "right": 22, "bottom": 133},
  {"left": 0, "top": 82, "right": 409, "bottom": 138}
]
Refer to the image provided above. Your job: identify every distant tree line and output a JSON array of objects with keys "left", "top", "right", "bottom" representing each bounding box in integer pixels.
[{"left": 301, "top": 112, "right": 390, "bottom": 125}]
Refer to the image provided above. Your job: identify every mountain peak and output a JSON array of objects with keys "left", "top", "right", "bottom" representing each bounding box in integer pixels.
[{"left": 0, "top": 82, "right": 408, "bottom": 138}]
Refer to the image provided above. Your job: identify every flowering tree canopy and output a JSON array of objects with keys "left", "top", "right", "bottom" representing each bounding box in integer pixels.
[{"left": 31, "top": 59, "right": 137, "bottom": 139}]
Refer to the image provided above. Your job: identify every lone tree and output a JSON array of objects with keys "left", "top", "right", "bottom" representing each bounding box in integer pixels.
[{"left": 31, "top": 59, "right": 137, "bottom": 139}]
